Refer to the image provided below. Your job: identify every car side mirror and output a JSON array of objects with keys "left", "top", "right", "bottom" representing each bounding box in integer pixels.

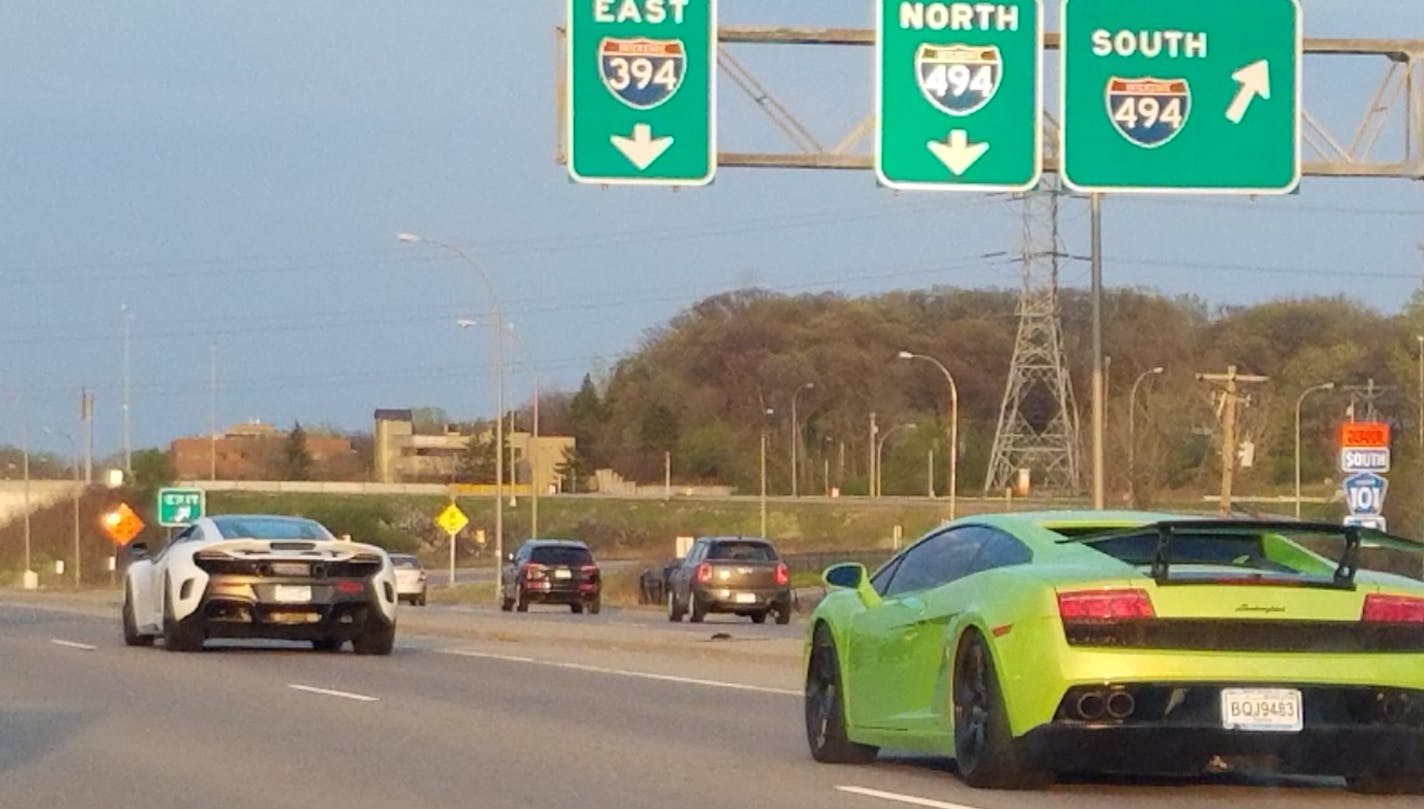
[
  {"left": 506, "top": 553, "right": 515, "bottom": 562},
  {"left": 129, "top": 542, "right": 150, "bottom": 560},
  {"left": 823, "top": 562, "right": 881, "bottom": 608}
]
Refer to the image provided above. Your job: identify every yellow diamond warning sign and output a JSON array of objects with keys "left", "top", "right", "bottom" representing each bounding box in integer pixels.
[{"left": 435, "top": 503, "right": 469, "bottom": 536}]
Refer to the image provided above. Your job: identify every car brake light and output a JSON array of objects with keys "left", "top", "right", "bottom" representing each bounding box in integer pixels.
[
  {"left": 524, "top": 564, "right": 547, "bottom": 581},
  {"left": 1362, "top": 594, "right": 1424, "bottom": 623},
  {"left": 581, "top": 565, "right": 599, "bottom": 574},
  {"left": 775, "top": 563, "right": 790, "bottom": 586},
  {"left": 696, "top": 563, "right": 712, "bottom": 583},
  {"left": 1057, "top": 589, "right": 1155, "bottom": 620},
  {"left": 334, "top": 580, "right": 364, "bottom": 595}
]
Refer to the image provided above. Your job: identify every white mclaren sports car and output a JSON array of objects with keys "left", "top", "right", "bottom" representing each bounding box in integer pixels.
[{"left": 121, "top": 514, "right": 398, "bottom": 654}]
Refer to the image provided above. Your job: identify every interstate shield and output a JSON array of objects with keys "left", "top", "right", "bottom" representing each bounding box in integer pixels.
[
  {"left": 599, "top": 37, "right": 686, "bottom": 110},
  {"left": 916, "top": 44, "right": 1003, "bottom": 116},
  {"left": 1105, "top": 77, "right": 1191, "bottom": 148}
]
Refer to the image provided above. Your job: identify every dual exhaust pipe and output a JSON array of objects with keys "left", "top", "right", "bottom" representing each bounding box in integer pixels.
[{"left": 1075, "top": 689, "right": 1135, "bottom": 721}]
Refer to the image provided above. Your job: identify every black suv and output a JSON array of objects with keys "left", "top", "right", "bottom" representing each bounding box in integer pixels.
[{"left": 500, "top": 539, "right": 602, "bottom": 614}]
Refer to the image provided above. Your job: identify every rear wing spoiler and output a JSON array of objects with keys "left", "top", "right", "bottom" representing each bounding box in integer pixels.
[{"left": 1061, "top": 519, "right": 1424, "bottom": 590}]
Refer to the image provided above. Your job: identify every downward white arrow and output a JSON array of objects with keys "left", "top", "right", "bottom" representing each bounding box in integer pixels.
[
  {"left": 610, "top": 123, "right": 674, "bottom": 171},
  {"left": 1226, "top": 60, "right": 1271, "bottom": 124},
  {"left": 926, "top": 130, "right": 990, "bottom": 176}
]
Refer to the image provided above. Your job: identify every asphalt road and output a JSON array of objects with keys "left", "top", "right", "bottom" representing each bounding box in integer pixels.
[{"left": 1, "top": 600, "right": 1415, "bottom": 809}]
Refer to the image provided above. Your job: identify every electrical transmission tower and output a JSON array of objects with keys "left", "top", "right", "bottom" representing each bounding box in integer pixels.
[{"left": 984, "top": 177, "right": 1082, "bottom": 494}]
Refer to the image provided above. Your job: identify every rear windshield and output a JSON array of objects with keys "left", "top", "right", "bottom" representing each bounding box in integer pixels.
[
  {"left": 529, "top": 546, "right": 593, "bottom": 566},
  {"left": 707, "top": 541, "right": 777, "bottom": 562},
  {"left": 390, "top": 555, "right": 421, "bottom": 569},
  {"left": 1085, "top": 533, "right": 1298, "bottom": 574},
  {"left": 213, "top": 516, "right": 329, "bottom": 541}
]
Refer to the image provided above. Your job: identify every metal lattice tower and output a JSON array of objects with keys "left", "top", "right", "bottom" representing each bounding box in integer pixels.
[{"left": 984, "top": 177, "right": 1082, "bottom": 494}]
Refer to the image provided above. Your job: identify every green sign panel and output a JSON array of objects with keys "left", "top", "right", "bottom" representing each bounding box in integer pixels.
[
  {"left": 877, "top": 1, "right": 1043, "bottom": 191},
  {"left": 157, "top": 487, "right": 205, "bottom": 527},
  {"left": 566, "top": 0, "right": 717, "bottom": 186},
  {"left": 1061, "top": 0, "right": 1301, "bottom": 194}
]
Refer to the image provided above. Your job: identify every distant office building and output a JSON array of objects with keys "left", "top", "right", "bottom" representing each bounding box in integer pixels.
[
  {"left": 171, "top": 420, "right": 356, "bottom": 480},
  {"left": 373, "top": 408, "right": 574, "bottom": 490}
]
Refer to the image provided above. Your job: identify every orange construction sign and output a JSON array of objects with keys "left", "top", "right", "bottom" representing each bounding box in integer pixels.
[{"left": 101, "top": 502, "right": 146, "bottom": 546}]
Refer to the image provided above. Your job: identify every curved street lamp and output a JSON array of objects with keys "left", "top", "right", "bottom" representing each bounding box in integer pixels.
[
  {"left": 897, "top": 351, "right": 959, "bottom": 517},
  {"left": 1128, "top": 366, "right": 1165, "bottom": 507},
  {"left": 1295, "top": 382, "right": 1336, "bottom": 519},
  {"left": 789, "top": 382, "right": 815, "bottom": 498},
  {"left": 875, "top": 423, "right": 914, "bottom": 499},
  {"left": 401, "top": 233, "right": 505, "bottom": 606}
]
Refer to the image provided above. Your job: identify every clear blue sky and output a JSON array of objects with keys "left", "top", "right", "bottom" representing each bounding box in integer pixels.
[{"left": 1, "top": 1, "right": 1420, "bottom": 457}]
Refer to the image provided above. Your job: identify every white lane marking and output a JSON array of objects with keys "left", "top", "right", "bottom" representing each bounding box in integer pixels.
[
  {"left": 835, "top": 786, "right": 985, "bottom": 809},
  {"left": 49, "top": 639, "right": 97, "bottom": 651},
  {"left": 437, "top": 648, "right": 800, "bottom": 696},
  {"left": 287, "top": 684, "right": 380, "bottom": 703}
]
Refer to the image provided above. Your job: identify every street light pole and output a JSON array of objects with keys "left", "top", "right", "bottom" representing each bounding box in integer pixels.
[
  {"left": 1416, "top": 335, "right": 1422, "bottom": 449},
  {"left": 45, "top": 427, "right": 81, "bottom": 588},
  {"left": 121, "top": 304, "right": 134, "bottom": 476},
  {"left": 875, "top": 423, "right": 912, "bottom": 499},
  {"left": 760, "top": 408, "right": 774, "bottom": 537},
  {"left": 789, "top": 382, "right": 814, "bottom": 498},
  {"left": 898, "top": 351, "right": 960, "bottom": 519},
  {"left": 401, "top": 233, "right": 505, "bottom": 607},
  {"left": 1295, "top": 382, "right": 1336, "bottom": 520},
  {"left": 210, "top": 341, "right": 218, "bottom": 481},
  {"left": 1127, "top": 366, "right": 1165, "bottom": 508}
]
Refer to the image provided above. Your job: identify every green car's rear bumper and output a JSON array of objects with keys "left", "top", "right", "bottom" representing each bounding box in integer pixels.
[{"left": 1021, "top": 719, "right": 1424, "bottom": 777}]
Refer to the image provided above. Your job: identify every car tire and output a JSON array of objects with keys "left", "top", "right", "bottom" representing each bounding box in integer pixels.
[
  {"left": 750, "top": 610, "right": 768, "bottom": 625},
  {"left": 1348, "top": 776, "right": 1424, "bottom": 795},
  {"left": 515, "top": 587, "right": 530, "bottom": 613},
  {"left": 352, "top": 619, "right": 395, "bottom": 656},
  {"left": 161, "top": 577, "right": 204, "bottom": 653},
  {"left": 952, "top": 630, "right": 1053, "bottom": 789},
  {"left": 122, "top": 583, "right": 154, "bottom": 647},
  {"left": 805, "top": 623, "right": 878, "bottom": 764},
  {"left": 689, "top": 592, "right": 707, "bottom": 623},
  {"left": 500, "top": 587, "right": 514, "bottom": 612},
  {"left": 667, "top": 589, "right": 683, "bottom": 622},
  {"left": 571, "top": 603, "right": 584, "bottom": 614},
  {"left": 312, "top": 638, "right": 343, "bottom": 652},
  {"left": 417, "top": 592, "right": 427, "bottom": 607},
  {"left": 588, "top": 596, "right": 601, "bottom": 615},
  {"left": 775, "top": 604, "right": 792, "bottom": 625}
]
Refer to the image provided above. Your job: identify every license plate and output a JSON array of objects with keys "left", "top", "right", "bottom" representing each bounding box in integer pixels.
[
  {"left": 273, "top": 585, "right": 312, "bottom": 604},
  {"left": 735, "top": 592, "right": 757, "bottom": 604},
  {"left": 1220, "top": 688, "right": 1302, "bottom": 732},
  {"left": 554, "top": 568, "right": 572, "bottom": 580}
]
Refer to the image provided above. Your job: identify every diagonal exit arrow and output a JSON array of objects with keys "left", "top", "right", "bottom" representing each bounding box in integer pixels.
[
  {"left": 925, "top": 130, "right": 991, "bottom": 176},
  {"left": 1225, "top": 60, "right": 1271, "bottom": 124},
  {"left": 610, "top": 123, "right": 675, "bottom": 171}
]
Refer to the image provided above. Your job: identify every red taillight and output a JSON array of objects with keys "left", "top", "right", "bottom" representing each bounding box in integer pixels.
[
  {"left": 1057, "top": 589, "right": 1155, "bottom": 621},
  {"left": 334, "top": 580, "right": 364, "bottom": 595},
  {"left": 696, "top": 563, "right": 712, "bottom": 583},
  {"left": 775, "top": 563, "right": 790, "bottom": 586},
  {"left": 581, "top": 564, "right": 599, "bottom": 576},
  {"left": 1362, "top": 594, "right": 1424, "bottom": 623},
  {"left": 524, "top": 563, "right": 547, "bottom": 581}
]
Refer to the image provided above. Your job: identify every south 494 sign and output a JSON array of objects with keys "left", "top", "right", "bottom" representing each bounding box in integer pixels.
[{"left": 1107, "top": 76, "right": 1190, "bottom": 148}]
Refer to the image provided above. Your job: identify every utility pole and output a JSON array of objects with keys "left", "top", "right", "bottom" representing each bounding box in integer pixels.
[
  {"left": 531, "top": 378, "right": 540, "bottom": 538},
  {"left": 1342, "top": 378, "right": 1392, "bottom": 422},
  {"left": 868, "top": 412, "right": 878, "bottom": 498},
  {"left": 81, "top": 387, "right": 93, "bottom": 485},
  {"left": 1196, "top": 365, "right": 1268, "bottom": 516}
]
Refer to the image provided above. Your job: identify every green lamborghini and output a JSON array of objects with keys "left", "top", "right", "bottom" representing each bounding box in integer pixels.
[{"left": 803, "top": 511, "right": 1424, "bottom": 793}]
